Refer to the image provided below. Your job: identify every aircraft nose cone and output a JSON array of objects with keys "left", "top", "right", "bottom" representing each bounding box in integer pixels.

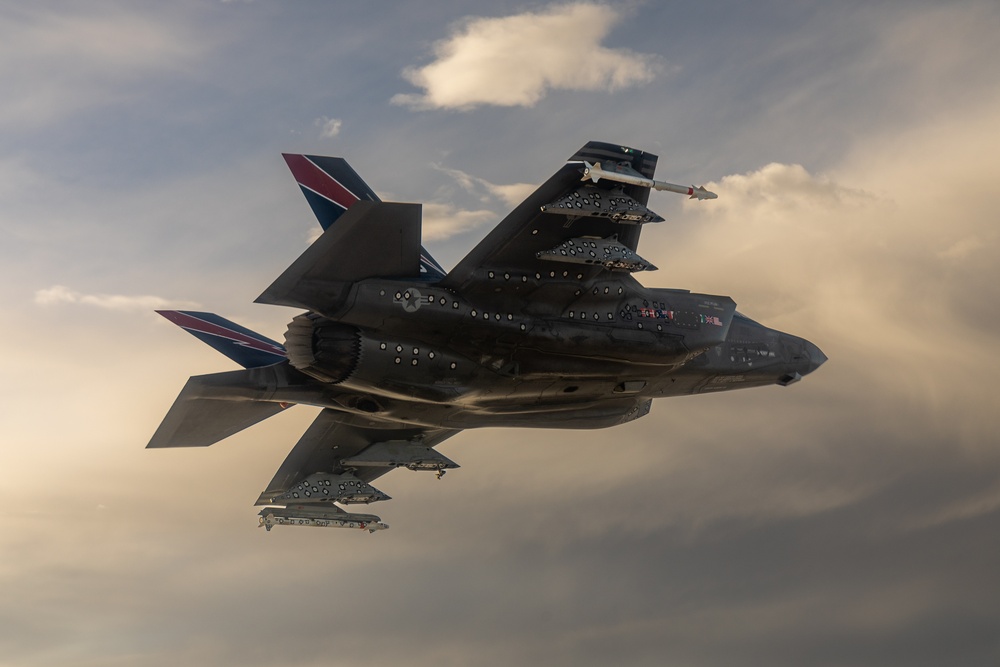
[{"left": 803, "top": 340, "right": 827, "bottom": 374}]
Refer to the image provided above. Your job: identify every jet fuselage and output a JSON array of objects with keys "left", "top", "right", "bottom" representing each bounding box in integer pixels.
[{"left": 263, "top": 274, "right": 824, "bottom": 431}]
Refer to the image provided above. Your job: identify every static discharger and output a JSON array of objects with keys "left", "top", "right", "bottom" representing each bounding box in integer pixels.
[{"left": 581, "top": 161, "right": 718, "bottom": 200}]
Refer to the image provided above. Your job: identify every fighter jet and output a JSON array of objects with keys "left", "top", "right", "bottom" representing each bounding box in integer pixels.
[{"left": 147, "top": 141, "right": 826, "bottom": 532}]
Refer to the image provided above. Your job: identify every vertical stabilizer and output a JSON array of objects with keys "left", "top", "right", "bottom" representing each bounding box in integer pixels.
[
  {"left": 283, "top": 154, "right": 380, "bottom": 231},
  {"left": 256, "top": 201, "right": 422, "bottom": 310},
  {"left": 283, "top": 153, "right": 446, "bottom": 280}
]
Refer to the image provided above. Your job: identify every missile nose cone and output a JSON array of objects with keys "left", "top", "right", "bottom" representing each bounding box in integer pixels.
[{"left": 804, "top": 340, "right": 827, "bottom": 374}]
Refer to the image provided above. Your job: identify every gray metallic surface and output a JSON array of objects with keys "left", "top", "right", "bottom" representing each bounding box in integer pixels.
[{"left": 148, "top": 141, "right": 826, "bottom": 530}]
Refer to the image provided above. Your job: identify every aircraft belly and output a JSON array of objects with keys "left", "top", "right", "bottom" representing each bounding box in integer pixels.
[{"left": 431, "top": 400, "right": 648, "bottom": 429}]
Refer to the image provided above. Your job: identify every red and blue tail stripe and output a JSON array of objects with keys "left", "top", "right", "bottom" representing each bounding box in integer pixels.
[
  {"left": 284, "top": 153, "right": 446, "bottom": 281},
  {"left": 157, "top": 310, "right": 287, "bottom": 369},
  {"left": 420, "top": 251, "right": 446, "bottom": 279},
  {"left": 282, "top": 154, "right": 379, "bottom": 231}
]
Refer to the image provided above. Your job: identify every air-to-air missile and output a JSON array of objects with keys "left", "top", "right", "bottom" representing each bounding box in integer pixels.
[{"left": 581, "top": 160, "right": 718, "bottom": 200}]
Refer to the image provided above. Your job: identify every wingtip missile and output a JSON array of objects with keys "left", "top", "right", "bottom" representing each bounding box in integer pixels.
[{"left": 580, "top": 161, "right": 718, "bottom": 201}]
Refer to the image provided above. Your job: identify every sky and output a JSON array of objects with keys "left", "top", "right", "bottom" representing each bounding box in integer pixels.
[{"left": 2, "top": 1, "right": 1000, "bottom": 665}]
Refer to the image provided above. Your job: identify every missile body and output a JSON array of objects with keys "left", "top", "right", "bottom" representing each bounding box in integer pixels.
[
  {"left": 581, "top": 161, "right": 718, "bottom": 200},
  {"left": 258, "top": 504, "right": 388, "bottom": 532}
]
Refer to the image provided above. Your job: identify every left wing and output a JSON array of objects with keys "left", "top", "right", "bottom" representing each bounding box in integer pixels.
[
  {"left": 255, "top": 409, "right": 460, "bottom": 531},
  {"left": 440, "top": 141, "right": 661, "bottom": 295}
]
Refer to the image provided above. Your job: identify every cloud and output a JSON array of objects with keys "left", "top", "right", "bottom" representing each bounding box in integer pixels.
[
  {"left": 34, "top": 285, "right": 199, "bottom": 312},
  {"left": 0, "top": 9, "right": 200, "bottom": 128},
  {"left": 433, "top": 164, "right": 536, "bottom": 206},
  {"left": 392, "top": 2, "right": 661, "bottom": 110},
  {"left": 5, "top": 5, "right": 1000, "bottom": 666},
  {"left": 421, "top": 202, "right": 495, "bottom": 241},
  {"left": 705, "top": 162, "right": 874, "bottom": 216},
  {"left": 937, "top": 236, "right": 984, "bottom": 261},
  {"left": 299, "top": 197, "right": 496, "bottom": 245},
  {"left": 315, "top": 116, "right": 342, "bottom": 139},
  {"left": 649, "top": 99, "right": 1000, "bottom": 459}
]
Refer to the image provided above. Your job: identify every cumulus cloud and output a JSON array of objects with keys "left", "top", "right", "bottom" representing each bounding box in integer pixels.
[
  {"left": 649, "top": 102, "right": 1000, "bottom": 461},
  {"left": 705, "top": 162, "right": 874, "bottom": 215},
  {"left": 315, "top": 116, "right": 342, "bottom": 139},
  {"left": 392, "top": 2, "right": 661, "bottom": 110},
  {"left": 34, "top": 285, "right": 199, "bottom": 312}
]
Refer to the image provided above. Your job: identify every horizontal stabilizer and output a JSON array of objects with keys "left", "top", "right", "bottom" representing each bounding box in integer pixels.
[
  {"left": 157, "top": 310, "right": 286, "bottom": 368},
  {"left": 147, "top": 369, "right": 288, "bottom": 448},
  {"left": 256, "top": 201, "right": 422, "bottom": 310}
]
